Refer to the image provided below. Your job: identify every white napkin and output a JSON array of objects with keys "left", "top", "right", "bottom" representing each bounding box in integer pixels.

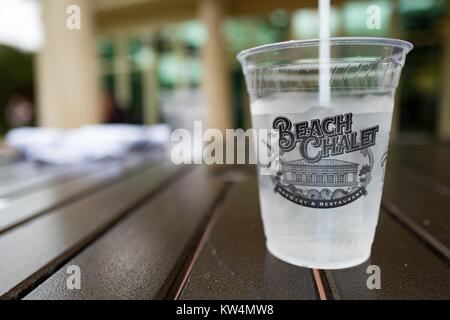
[{"left": 6, "top": 124, "right": 171, "bottom": 165}]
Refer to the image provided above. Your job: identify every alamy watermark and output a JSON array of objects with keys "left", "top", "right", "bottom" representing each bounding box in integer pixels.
[
  {"left": 367, "top": 5, "right": 382, "bottom": 30},
  {"left": 66, "top": 5, "right": 81, "bottom": 30},
  {"left": 66, "top": 265, "right": 81, "bottom": 290},
  {"left": 366, "top": 265, "right": 381, "bottom": 290},
  {"left": 170, "top": 121, "right": 279, "bottom": 172},
  {"left": 170, "top": 111, "right": 377, "bottom": 168}
]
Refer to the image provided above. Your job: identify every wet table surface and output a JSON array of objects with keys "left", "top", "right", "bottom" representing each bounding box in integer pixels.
[{"left": 0, "top": 144, "right": 449, "bottom": 300}]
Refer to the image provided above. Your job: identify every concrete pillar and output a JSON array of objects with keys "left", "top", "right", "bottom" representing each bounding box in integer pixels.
[
  {"left": 199, "top": 0, "right": 233, "bottom": 132},
  {"left": 37, "top": 0, "right": 101, "bottom": 128},
  {"left": 438, "top": 16, "right": 450, "bottom": 141}
]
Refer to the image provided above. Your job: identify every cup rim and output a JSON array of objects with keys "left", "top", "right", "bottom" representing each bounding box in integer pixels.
[{"left": 237, "top": 37, "right": 414, "bottom": 63}]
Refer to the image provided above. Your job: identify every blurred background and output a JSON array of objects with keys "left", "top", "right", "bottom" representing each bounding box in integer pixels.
[{"left": 0, "top": 0, "right": 449, "bottom": 145}]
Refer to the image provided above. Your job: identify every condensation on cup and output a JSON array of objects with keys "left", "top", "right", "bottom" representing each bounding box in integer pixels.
[{"left": 238, "top": 38, "right": 413, "bottom": 269}]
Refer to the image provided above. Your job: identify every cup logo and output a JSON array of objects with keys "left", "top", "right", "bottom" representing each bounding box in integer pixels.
[{"left": 270, "top": 112, "right": 379, "bottom": 209}]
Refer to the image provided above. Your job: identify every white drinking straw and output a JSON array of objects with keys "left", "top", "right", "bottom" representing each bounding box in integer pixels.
[
  {"left": 319, "top": 0, "right": 331, "bottom": 107},
  {"left": 318, "top": 0, "right": 331, "bottom": 263}
]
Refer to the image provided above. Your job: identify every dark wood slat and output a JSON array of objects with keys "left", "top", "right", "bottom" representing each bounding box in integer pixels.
[
  {"left": 0, "top": 150, "right": 165, "bottom": 199},
  {"left": 325, "top": 211, "right": 450, "bottom": 300},
  {"left": 0, "top": 159, "right": 71, "bottom": 180},
  {"left": 0, "top": 161, "right": 182, "bottom": 299},
  {"left": 0, "top": 150, "right": 21, "bottom": 167},
  {"left": 389, "top": 144, "right": 450, "bottom": 191},
  {"left": 179, "top": 180, "right": 318, "bottom": 300},
  {"left": 0, "top": 164, "right": 92, "bottom": 199},
  {"left": 0, "top": 154, "right": 163, "bottom": 234},
  {"left": 25, "top": 166, "right": 225, "bottom": 300},
  {"left": 0, "top": 162, "right": 74, "bottom": 196},
  {"left": 382, "top": 169, "right": 450, "bottom": 259},
  {"left": 0, "top": 161, "right": 32, "bottom": 177}
]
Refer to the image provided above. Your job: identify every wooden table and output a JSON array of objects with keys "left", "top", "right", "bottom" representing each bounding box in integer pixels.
[{"left": 0, "top": 145, "right": 449, "bottom": 300}]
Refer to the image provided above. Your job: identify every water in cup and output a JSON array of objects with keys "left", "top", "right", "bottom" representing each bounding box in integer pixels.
[{"left": 253, "top": 91, "right": 393, "bottom": 269}]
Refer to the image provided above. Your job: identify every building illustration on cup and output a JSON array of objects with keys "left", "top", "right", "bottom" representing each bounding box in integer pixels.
[{"left": 268, "top": 113, "right": 376, "bottom": 209}]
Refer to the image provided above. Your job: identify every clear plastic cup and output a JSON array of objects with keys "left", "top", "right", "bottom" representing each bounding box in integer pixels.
[{"left": 237, "top": 37, "right": 413, "bottom": 269}]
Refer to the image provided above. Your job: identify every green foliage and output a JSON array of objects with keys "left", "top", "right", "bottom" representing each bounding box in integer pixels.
[{"left": 0, "top": 45, "right": 34, "bottom": 134}]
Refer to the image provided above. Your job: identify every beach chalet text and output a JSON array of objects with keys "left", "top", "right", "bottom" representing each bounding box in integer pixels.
[{"left": 273, "top": 113, "right": 379, "bottom": 162}]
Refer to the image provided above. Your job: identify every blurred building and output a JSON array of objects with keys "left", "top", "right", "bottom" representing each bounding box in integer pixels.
[{"left": 1, "top": 0, "right": 450, "bottom": 142}]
